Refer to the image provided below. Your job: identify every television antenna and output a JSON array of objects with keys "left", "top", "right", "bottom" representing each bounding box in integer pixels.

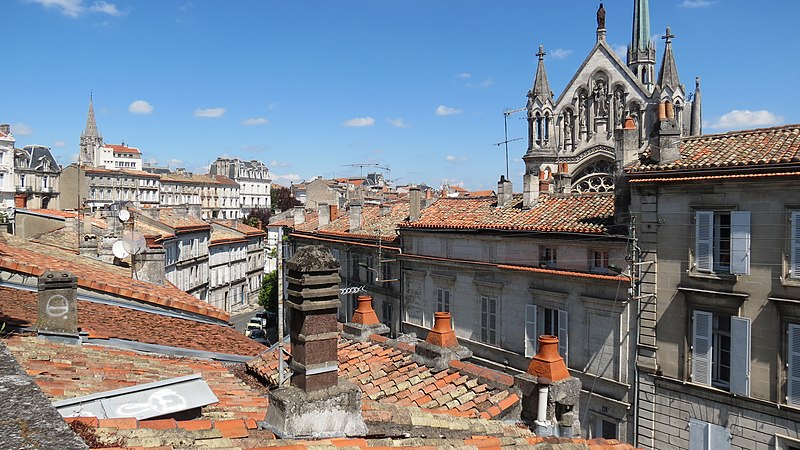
[
  {"left": 341, "top": 163, "right": 390, "bottom": 178},
  {"left": 494, "top": 107, "right": 526, "bottom": 179}
]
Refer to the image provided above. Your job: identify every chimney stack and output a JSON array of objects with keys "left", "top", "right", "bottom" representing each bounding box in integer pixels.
[
  {"left": 134, "top": 246, "right": 166, "bottom": 286},
  {"left": 412, "top": 311, "right": 472, "bottom": 371},
  {"left": 342, "top": 295, "right": 390, "bottom": 342},
  {"left": 409, "top": 186, "right": 421, "bottom": 222},
  {"left": 379, "top": 203, "right": 391, "bottom": 217},
  {"left": 496, "top": 176, "right": 513, "bottom": 208},
  {"left": 329, "top": 204, "right": 339, "bottom": 222},
  {"left": 0, "top": 124, "right": 10, "bottom": 135},
  {"left": 293, "top": 206, "right": 305, "bottom": 226},
  {"left": 652, "top": 102, "right": 682, "bottom": 164},
  {"left": 318, "top": 203, "right": 330, "bottom": 227},
  {"left": 265, "top": 245, "right": 367, "bottom": 438},
  {"left": 349, "top": 202, "right": 362, "bottom": 231},
  {"left": 37, "top": 271, "right": 79, "bottom": 344}
]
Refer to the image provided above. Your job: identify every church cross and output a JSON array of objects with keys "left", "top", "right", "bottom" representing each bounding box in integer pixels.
[
  {"left": 662, "top": 26, "right": 675, "bottom": 44},
  {"left": 537, "top": 45, "right": 546, "bottom": 61}
]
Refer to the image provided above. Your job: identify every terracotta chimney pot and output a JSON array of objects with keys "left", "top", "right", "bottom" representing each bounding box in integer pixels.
[
  {"left": 527, "top": 335, "right": 569, "bottom": 382},
  {"left": 426, "top": 312, "right": 458, "bottom": 348},
  {"left": 623, "top": 116, "right": 637, "bottom": 130},
  {"left": 351, "top": 295, "right": 380, "bottom": 326},
  {"left": 657, "top": 102, "right": 667, "bottom": 121}
]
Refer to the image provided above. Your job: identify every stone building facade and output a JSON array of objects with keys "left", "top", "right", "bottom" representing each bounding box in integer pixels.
[
  {"left": 209, "top": 157, "right": 271, "bottom": 216},
  {"left": 0, "top": 124, "right": 17, "bottom": 213},
  {"left": 13, "top": 145, "right": 60, "bottom": 210}
]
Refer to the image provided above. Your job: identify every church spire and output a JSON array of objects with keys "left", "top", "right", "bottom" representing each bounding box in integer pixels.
[
  {"left": 690, "top": 77, "right": 702, "bottom": 136},
  {"left": 79, "top": 93, "right": 103, "bottom": 167},
  {"left": 529, "top": 45, "right": 553, "bottom": 104},
  {"left": 628, "top": 0, "right": 656, "bottom": 90},
  {"left": 83, "top": 93, "right": 100, "bottom": 138},
  {"left": 657, "top": 27, "right": 681, "bottom": 92}
]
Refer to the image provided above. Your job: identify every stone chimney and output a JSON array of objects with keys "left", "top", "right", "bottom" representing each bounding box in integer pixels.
[
  {"left": 409, "top": 186, "right": 421, "bottom": 222},
  {"left": 349, "top": 202, "right": 362, "bottom": 231},
  {"left": 37, "top": 271, "right": 79, "bottom": 344},
  {"left": 496, "top": 175, "right": 513, "bottom": 208},
  {"left": 412, "top": 312, "right": 472, "bottom": 372},
  {"left": 79, "top": 233, "right": 98, "bottom": 257},
  {"left": 0, "top": 124, "right": 10, "bottom": 135},
  {"left": 651, "top": 101, "right": 682, "bottom": 164},
  {"left": 615, "top": 116, "right": 640, "bottom": 169},
  {"left": 134, "top": 246, "right": 166, "bottom": 285},
  {"left": 266, "top": 245, "right": 367, "bottom": 438},
  {"left": 293, "top": 206, "right": 305, "bottom": 226},
  {"left": 342, "top": 295, "right": 390, "bottom": 342},
  {"left": 514, "top": 336, "right": 581, "bottom": 437},
  {"left": 318, "top": 203, "right": 330, "bottom": 227}
]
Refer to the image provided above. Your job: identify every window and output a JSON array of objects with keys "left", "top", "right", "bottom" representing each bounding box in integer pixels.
[
  {"left": 787, "top": 323, "right": 800, "bottom": 406},
  {"left": 540, "top": 246, "right": 557, "bottom": 268},
  {"left": 591, "top": 250, "right": 609, "bottom": 272},
  {"left": 381, "top": 302, "right": 393, "bottom": 331},
  {"left": 689, "top": 419, "right": 730, "bottom": 450},
  {"left": 695, "top": 211, "right": 750, "bottom": 275},
  {"left": 592, "top": 417, "right": 618, "bottom": 440},
  {"left": 691, "top": 310, "right": 750, "bottom": 395},
  {"left": 791, "top": 212, "right": 800, "bottom": 280},
  {"left": 436, "top": 288, "right": 450, "bottom": 313},
  {"left": 480, "top": 295, "right": 498, "bottom": 346},
  {"left": 525, "top": 305, "right": 568, "bottom": 360}
]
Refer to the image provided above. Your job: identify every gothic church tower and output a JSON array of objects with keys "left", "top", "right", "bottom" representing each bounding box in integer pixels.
[{"left": 79, "top": 94, "right": 103, "bottom": 167}]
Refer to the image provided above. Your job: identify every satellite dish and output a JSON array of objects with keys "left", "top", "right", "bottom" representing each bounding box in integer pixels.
[
  {"left": 118, "top": 209, "right": 130, "bottom": 222},
  {"left": 112, "top": 240, "right": 130, "bottom": 259},
  {"left": 121, "top": 230, "right": 146, "bottom": 255}
]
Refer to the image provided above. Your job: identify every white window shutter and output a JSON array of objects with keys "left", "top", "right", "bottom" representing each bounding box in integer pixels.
[
  {"left": 689, "top": 419, "right": 709, "bottom": 450},
  {"left": 791, "top": 212, "right": 800, "bottom": 279},
  {"left": 730, "top": 316, "right": 751, "bottom": 396},
  {"left": 730, "top": 211, "right": 751, "bottom": 275},
  {"left": 558, "top": 309, "right": 569, "bottom": 364},
  {"left": 692, "top": 310, "right": 713, "bottom": 386},
  {"left": 708, "top": 423, "right": 731, "bottom": 449},
  {"left": 696, "top": 211, "right": 713, "bottom": 272},
  {"left": 525, "top": 305, "right": 537, "bottom": 358},
  {"left": 788, "top": 324, "right": 800, "bottom": 406}
]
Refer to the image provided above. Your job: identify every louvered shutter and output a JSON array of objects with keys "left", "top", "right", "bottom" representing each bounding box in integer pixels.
[
  {"left": 730, "top": 211, "right": 751, "bottom": 275},
  {"left": 730, "top": 316, "right": 751, "bottom": 396},
  {"left": 791, "top": 212, "right": 800, "bottom": 279},
  {"left": 525, "top": 305, "right": 537, "bottom": 358},
  {"left": 788, "top": 324, "right": 800, "bottom": 406},
  {"left": 558, "top": 309, "right": 569, "bottom": 365},
  {"left": 696, "top": 211, "right": 713, "bottom": 272},
  {"left": 692, "top": 310, "right": 713, "bottom": 386},
  {"left": 689, "top": 419, "right": 709, "bottom": 450}
]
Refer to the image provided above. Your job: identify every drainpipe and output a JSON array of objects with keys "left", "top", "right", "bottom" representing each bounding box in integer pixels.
[{"left": 535, "top": 379, "right": 551, "bottom": 436}]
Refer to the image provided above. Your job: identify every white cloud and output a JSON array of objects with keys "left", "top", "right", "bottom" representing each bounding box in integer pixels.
[
  {"left": 270, "top": 160, "right": 289, "bottom": 168},
  {"left": 194, "top": 107, "right": 225, "bottom": 118},
  {"left": 456, "top": 73, "right": 471, "bottom": 79},
  {"left": 242, "top": 145, "right": 267, "bottom": 153},
  {"left": 445, "top": 155, "right": 467, "bottom": 162},
  {"left": 680, "top": 0, "right": 714, "bottom": 8},
  {"left": 128, "top": 100, "right": 153, "bottom": 114},
  {"left": 70, "top": 152, "right": 79, "bottom": 163},
  {"left": 30, "top": 0, "right": 123, "bottom": 17},
  {"left": 53, "top": 140, "right": 67, "bottom": 148},
  {"left": 167, "top": 158, "right": 183, "bottom": 166},
  {"left": 612, "top": 44, "right": 628, "bottom": 59},
  {"left": 89, "top": 1, "right": 122, "bottom": 16},
  {"left": 343, "top": 117, "right": 375, "bottom": 127},
  {"left": 272, "top": 173, "right": 301, "bottom": 183},
  {"left": 549, "top": 48, "right": 573, "bottom": 59},
  {"left": 435, "top": 105, "right": 462, "bottom": 116},
  {"left": 242, "top": 117, "right": 269, "bottom": 126},
  {"left": 709, "top": 109, "right": 783, "bottom": 130},
  {"left": 466, "top": 78, "right": 494, "bottom": 89},
  {"left": 12, "top": 123, "right": 33, "bottom": 135},
  {"left": 388, "top": 118, "right": 410, "bottom": 128}
]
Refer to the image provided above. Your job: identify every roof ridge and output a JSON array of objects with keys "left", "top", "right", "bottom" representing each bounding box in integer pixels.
[{"left": 683, "top": 123, "right": 800, "bottom": 141}]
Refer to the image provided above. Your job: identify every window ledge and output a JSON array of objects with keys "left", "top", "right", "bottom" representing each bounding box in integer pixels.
[
  {"left": 780, "top": 276, "right": 800, "bottom": 288},
  {"left": 688, "top": 270, "right": 738, "bottom": 282}
]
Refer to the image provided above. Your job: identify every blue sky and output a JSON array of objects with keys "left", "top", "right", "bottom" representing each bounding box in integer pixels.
[{"left": 3, "top": 0, "right": 799, "bottom": 191}]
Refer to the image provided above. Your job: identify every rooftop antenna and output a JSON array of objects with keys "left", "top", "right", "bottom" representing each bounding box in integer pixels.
[
  {"left": 494, "top": 107, "right": 526, "bottom": 179},
  {"left": 341, "top": 163, "right": 384, "bottom": 178}
]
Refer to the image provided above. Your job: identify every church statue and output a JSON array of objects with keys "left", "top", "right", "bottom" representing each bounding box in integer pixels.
[
  {"left": 579, "top": 93, "right": 588, "bottom": 129},
  {"left": 597, "top": 3, "right": 606, "bottom": 29},
  {"left": 563, "top": 114, "right": 572, "bottom": 144},
  {"left": 614, "top": 90, "right": 625, "bottom": 126},
  {"left": 593, "top": 80, "right": 608, "bottom": 117}
]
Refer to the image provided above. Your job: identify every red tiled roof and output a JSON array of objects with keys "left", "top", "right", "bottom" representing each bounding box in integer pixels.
[
  {"left": 317, "top": 201, "right": 408, "bottom": 241},
  {"left": 157, "top": 209, "right": 211, "bottom": 231},
  {"left": 213, "top": 174, "right": 240, "bottom": 186},
  {"left": 248, "top": 334, "right": 518, "bottom": 419},
  {"left": 104, "top": 143, "right": 141, "bottom": 154},
  {"left": 81, "top": 166, "right": 159, "bottom": 178},
  {"left": 26, "top": 209, "right": 108, "bottom": 229},
  {"left": 0, "top": 237, "right": 228, "bottom": 321},
  {"left": 212, "top": 219, "right": 266, "bottom": 237},
  {"left": 402, "top": 194, "right": 613, "bottom": 234},
  {"left": 628, "top": 124, "right": 800, "bottom": 174},
  {"left": 210, "top": 227, "right": 246, "bottom": 246},
  {"left": 0, "top": 287, "right": 262, "bottom": 356},
  {"left": 160, "top": 173, "right": 221, "bottom": 185},
  {"left": 466, "top": 190, "right": 495, "bottom": 197}
]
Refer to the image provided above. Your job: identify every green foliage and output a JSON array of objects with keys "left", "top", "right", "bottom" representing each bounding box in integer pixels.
[
  {"left": 244, "top": 208, "right": 271, "bottom": 229},
  {"left": 259, "top": 270, "right": 279, "bottom": 312},
  {"left": 271, "top": 186, "right": 302, "bottom": 212}
]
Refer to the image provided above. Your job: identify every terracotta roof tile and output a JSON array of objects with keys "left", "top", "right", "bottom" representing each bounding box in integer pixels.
[
  {"left": 104, "top": 143, "right": 141, "bottom": 154},
  {"left": 156, "top": 209, "right": 211, "bottom": 231},
  {"left": 628, "top": 123, "right": 800, "bottom": 174},
  {"left": 0, "top": 236, "right": 228, "bottom": 321},
  {"left": 212, "top": 219, "right": 266, "bottom": 237},
  {"left": 402, "top": 194, "right": 613, "bottom": 234}
]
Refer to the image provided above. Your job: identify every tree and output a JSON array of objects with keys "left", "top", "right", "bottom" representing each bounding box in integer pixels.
[
  {"left": 271, "top": 186, "right": 302, "bottom": 212},
  {"left": 244, "top": 208, "right": 271, "bottom": 229},
  {"left": 259, "top": 270, "right": 279, "bottom": 312}
]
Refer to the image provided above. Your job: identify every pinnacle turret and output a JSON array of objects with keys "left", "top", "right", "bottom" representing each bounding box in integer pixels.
[
  {"left": 528, "top": 45, "right": 553, "bottom": 105},
  {"left": 690, "top": 77, "right": 702, "bottom": 136},
  {"left": 657, "top": 27, "right": 681, "bottom": 93},
  {"left": 628, "top": 0, "right": 656, "bottom": 89}
]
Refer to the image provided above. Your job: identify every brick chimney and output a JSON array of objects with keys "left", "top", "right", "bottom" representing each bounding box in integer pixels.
[
  {"left": 514, "top": 335, "right": 581, "bottom": 437},
  {"left": 409, "top": 186, "right": 421, "bottom": 222},
  {"left": 412, "top": 311, "right": 472, "bottom": 372},
  {"left": 329, "top": 204, "right": 339, "bottom": 222},
  {"left": 342, "top": 295, "right": 390, "bottom": 342},
  {"left": 37, "top": 271, "right": 80, "bottom": 344},
  {"left": 318, "top": 203, "right": 330, "bottom": 227},
  {"left": 265, "top": 245, "right": 367, "bottom": 438},
  {"left": 293, "top": 206, "right": 305, "bottom": 226},
  {"left": 349, "top": 202, "right": 362, "bottom": 231}
]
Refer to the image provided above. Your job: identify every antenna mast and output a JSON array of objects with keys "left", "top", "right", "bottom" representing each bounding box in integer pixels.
[{"left": 494, "top": 108, "right": 526, "bottom": 179}]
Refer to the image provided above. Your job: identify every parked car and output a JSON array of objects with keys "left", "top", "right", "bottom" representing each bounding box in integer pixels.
[
  {"left": 253, "top": 311, "right": 278, "bottom": 327},
  {"left": 244, "top": 318, "right": 262, "bottom": 337},
  {"left": 248, "top": 328, "right": 271, "bottom": 346}
]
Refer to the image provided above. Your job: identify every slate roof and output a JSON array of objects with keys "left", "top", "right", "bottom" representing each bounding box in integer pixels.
[
  {"left": 0, "top": 235, "right": 228, "bottom": 321},
  {"left": 628, "top": 124, "right": 800, "bottom": 174},
  {"left": 0, "top": 287, "right": 262, "bottom": 356},
  {"left": 401, "top": 193, "right": 614, "bottom": 234}
]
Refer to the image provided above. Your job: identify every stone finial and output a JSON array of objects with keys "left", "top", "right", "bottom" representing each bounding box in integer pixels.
[
  {"left": 527, "top": 335, "right": 569, "bottom": 382},
  {"left": 412, "top": 311, "right": 472, "bottom": 372},
  {"left": 342, "top": 295, "right": 390, "bottom": 342}
]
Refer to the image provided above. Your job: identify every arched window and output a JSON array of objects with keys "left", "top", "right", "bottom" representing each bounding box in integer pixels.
[
  {"left": 544, "top": 113, "right": 551, "bottom": 143},
  {"left": 571, "top": 158, "right": 615, "bottom": 193},
  {"left": 535, "top": 113, "right": 543, "bottom": 145}
]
